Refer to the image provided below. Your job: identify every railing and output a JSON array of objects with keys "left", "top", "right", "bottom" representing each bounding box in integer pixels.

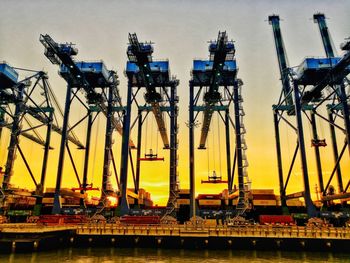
[
  {"left": 76, "top": 224, "right": 350, "bottom": 239},
  {"left": 1, "top": 223, "right": 350, "bottom": 240},
  {"left": 0, "top": 223, "right": 77, "bottom": 233}
]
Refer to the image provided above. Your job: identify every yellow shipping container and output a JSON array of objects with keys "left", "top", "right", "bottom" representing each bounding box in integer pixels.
[
  {"left": 42, "top": 197, "right": 65, "bottom": 204},
  {"left": 251, "top": 189, "right": 275, "bottom": 195},
  {"left": 177, "top": 199, "right": 190, "bottom": 205},
  {"left": 204, "top": 219, "right": 218, "bottom": 226},
  {"left": 179, "top": 189, "right": 190, "bottom": 195},
  {"left": 198, "top": 199, "right": 221, "bottom": 206},
  {"left": 287, "top": 200, "right": 304, "bottom": 207},
  {"left": 253, "top": 200, "right": 277, "bottom": 206}
]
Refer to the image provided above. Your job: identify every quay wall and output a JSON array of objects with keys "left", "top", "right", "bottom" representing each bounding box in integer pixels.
[{"left": 1, "top": 224, "right": 350, "bottom": 252}]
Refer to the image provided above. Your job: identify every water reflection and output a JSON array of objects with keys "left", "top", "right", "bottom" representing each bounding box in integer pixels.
[{"left": 0, "top": 248, "right": 349, "bottom": 263}]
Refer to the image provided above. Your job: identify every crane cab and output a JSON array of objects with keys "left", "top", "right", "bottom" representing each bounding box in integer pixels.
[
  {"left": 0, "top": 63, "right": 18, "bottom": 89},
  {"left": 296, "top": 57, "right": 350, "bottom": 85}
]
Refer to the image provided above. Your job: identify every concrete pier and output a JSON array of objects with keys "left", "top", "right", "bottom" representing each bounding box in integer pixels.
[{"left": 1, "top": 223, "right": 350, "bottom": 252}]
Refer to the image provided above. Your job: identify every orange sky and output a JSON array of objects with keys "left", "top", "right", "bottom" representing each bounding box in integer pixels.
[{"left": 1, "top": 0, "right": 350, "bottom": 205}]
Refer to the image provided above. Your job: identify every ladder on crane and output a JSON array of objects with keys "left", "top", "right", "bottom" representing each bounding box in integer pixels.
[{"left": 235, "top": 84, "right": 251, "bottom": 216}]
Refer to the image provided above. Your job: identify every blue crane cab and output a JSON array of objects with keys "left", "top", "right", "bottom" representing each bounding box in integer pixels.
[
  {"left": 192, "top": 60, "right": 237, "bottom": 86},
  {"left": 296, "top": 57, "right": 350, "bottom": 85},
  {"left": 0, "top": 63, "right": 19, "bottom": 89},
  {"left": 125, "top": 60, "right": 170, "bottom": 87},
  {"left": 59, "top": 61, "right": 111, "bottom": 87}
]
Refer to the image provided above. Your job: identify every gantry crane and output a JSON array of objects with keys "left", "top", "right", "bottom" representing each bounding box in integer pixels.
[
  {"left": 120, "top": 33, "right": 179, "bottom": 216},
  {"left": 40, "top": 34, "right": 128, "bottom": 214},
  {"left": 269, "top": 15, "right": 318, "bottom": 214},
  {"left": 298, "top": 39, "right": 350, "bottom": 205},
  {"left": 269, "top": 14, "right": 350, "bottom": 217},
  {"left": 311, "top": 13, "right": 342, "bottom": 197},
  {"left": 189, "top": 31, "right": 249, "bottom": 218},
  {"left": 311, "top": 13, "right": 350, "bottom": 199},
  {"left": 0, "top": 63, "right": 83, "bottom": 213}
]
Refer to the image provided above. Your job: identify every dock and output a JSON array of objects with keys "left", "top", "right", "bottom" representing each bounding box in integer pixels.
[{"left": 1, "top": 223, "right": 350, "bottom": 252}]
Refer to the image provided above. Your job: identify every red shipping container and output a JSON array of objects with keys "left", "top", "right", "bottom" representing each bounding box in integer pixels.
[
  {"left": 259, "top": 215, "right": 294, "bottom": 225},
  {"left": 120, "top": 215, "right": 160, "bottom": 225}
]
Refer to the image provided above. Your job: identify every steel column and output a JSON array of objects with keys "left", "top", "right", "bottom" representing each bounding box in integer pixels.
[
  {"left": 39, "top": 111, "right": 53, "bottom": 193},
  {"left": 34, "top": 111, "right": 53, "bottom": 210},
  {"left": 311, "top": 112, "right": 324, "bottom": 194},
  {"left": 292, "top": 82, "right": 315, "bottom": 217},
  {"left": 101, "top": 84, "right": 115, "bottom": 200},
  {"left": 189, "top": 82, "right": 196, "bottom": 218},
  {"left": 167, "top": 83, "right": 178, "bottom": 209},
  {"left": 328, "top": 111, "right": 343, "bottom": 193},
  {"left": 52, "top": 84, "right": 72, "bottom": 214},
  {"left": 129, "top": 149, "right": 136, "bottom": 189},
  {"left": 230, "top": 151, "right": 236, "bottom": 191},
  {"left": 0, "top": 110, "right": 4, "bottom": 141},
  {"left": 273, "top": 110, "right": 287, "bottom": 209},
  {"left": 225, "top": 109, "right": 232, "bottom": 193},
  {"left": 233, "top": 82, "right": 245, "bottom": 209},
  {"left": 80, "top": 111, "right": 92, "bottom": 206},
  {"left": 119, "top": 82, "right": 132, "bottom": 215},
  {"left": 135, "top": 111, "right": 142, "bottom": 194}
]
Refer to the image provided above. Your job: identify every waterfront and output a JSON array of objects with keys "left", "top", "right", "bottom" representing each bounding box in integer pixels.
[{"left": 0, "top": 248, "right": 349, "bottom": 263}]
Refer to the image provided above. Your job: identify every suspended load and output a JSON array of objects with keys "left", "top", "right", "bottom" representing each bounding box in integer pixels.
[
  {"left": 311, "top": 139, "right": 327, "bottom": 147},
  {"left": 201, "top": 171, "right": 228, "bottom": 184},
  {"left": 138, "top": 149, "right": 164, "bottom": 161}
]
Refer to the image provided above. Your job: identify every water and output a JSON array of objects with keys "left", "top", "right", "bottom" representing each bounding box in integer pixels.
[{"left": 0, "top": 248, "right": 349, "bottom": 263}]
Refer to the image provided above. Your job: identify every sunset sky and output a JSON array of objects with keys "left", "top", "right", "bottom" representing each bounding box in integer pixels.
[{"left": 1, "top": 0, "right": 349, "bottom": 205}]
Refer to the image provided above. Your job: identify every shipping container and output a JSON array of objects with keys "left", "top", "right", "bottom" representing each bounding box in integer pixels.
[
  {"left": 253, "top": 200, "right": 277, "bottom": 206},
  {"left": 259, "top": 215, "right": 295, "bottom": 225},
  {"left": 198, "top": 199, "right": 221, "bottom": 206},
  {"left": 120, "top": 215, "right": 160, "bottom": 225}
]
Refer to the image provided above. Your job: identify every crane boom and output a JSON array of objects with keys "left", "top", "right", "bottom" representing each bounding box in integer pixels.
[
  {"left": 268, "top": 15, "right": 294, "bottom": 107},
  {"left": 313, "top": 13, "right": 336, "bottom": 58},
  {"left": 127, "top": 33, "right": 169, "bottom": 148},
  {"left": 198, "top": 31, "right": 235, "bottom": 149}
]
